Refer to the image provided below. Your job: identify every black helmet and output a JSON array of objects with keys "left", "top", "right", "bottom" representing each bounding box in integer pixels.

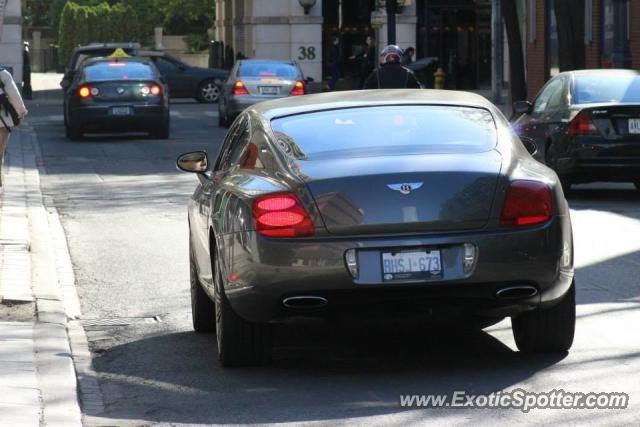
[{"left": 380, "top": 45, "right": 404, "bottom": 64}]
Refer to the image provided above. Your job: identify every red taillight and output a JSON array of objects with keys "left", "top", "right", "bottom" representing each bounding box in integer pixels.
[
  {"left": 232, "top": 80, "right": 249, "bottom": 95},
  {"left": 290, "top": 80, "right": 305, "bottom": 96},
  {"left": 253, "top": 193, "right": 315, "bottom": 237},
  {"left": 78, "top": 86, "right": 91, "bottom": 98},
  {"left": 142, "top": 85, "right": 161, "bottom": 96},
  {"left": 567, "top": 111, "right": 598, "bottom": 136},
  {"left": 500, "top": 180, "right": 553, "bottom": 227}
]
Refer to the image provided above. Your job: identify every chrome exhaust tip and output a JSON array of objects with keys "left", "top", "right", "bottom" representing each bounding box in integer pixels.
[
  {"left": 282, "top": 296, "right": 328, "bottom": 310},
  {"left": 495, "top": 286, "right": 538, "bottom": 299}
]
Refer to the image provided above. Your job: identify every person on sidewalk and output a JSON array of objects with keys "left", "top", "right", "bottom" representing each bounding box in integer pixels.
[
  {"left": 327, "top": 35, "right": 342, "bottom": 91},
  {"left": 0, "top": 68, "right": 28, "bottom": 189},
  {"left": 363, "top": 45, "right": 422, "bottom": 90}
]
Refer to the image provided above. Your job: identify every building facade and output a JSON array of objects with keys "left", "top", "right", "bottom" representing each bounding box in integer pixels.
[
  {"left": 0, "top": 0, "right": 23, "bottom": 86},
  {"left": 526, "top": 0, "right": 640, "bottom": 100},
  {"left": 214, "top": 0, "right": 505, "bottom": 93}
]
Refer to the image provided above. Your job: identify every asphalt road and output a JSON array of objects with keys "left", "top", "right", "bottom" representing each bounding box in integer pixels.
[{"left": 27, "top": 94, "right": 640, "bottom": 426}]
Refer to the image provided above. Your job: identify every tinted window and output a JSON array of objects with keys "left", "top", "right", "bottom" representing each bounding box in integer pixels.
[
  {"left": 83, "top": 62, "right": 155, "bottom": 81},
  {"left": 533, "top": 78, "right": 564, "bottom": 113},
  {"left": 154, "top": 57, "right": 178, "bottom": 75},
  {"left": 270, "top": 106, "right": 497, "bottom": 160},
  {"left": 238, "top": 62, "right": 299, "bottom": 78},
  {"left": 573, "top": 74, "right": 640, "bottom": 104}
]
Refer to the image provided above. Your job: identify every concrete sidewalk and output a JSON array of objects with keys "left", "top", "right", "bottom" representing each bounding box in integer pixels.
[{"left": 0, "top": 126, "right": 83, "bottom": 427}]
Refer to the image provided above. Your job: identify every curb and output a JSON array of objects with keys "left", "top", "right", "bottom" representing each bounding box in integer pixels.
[{"left": 29, "top": 124, "right": 106, "bottom": 423}]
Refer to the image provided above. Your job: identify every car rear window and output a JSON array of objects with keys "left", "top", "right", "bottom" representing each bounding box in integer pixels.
[
  {"left": 238, "top": 62, "right": 299, "bottom": 78},
  {"left": 574, "top": 73, "right": 640, "bottom": 104},
  {"left": 270, "top": 106, "right": 497, "bottom": 159},
  {"left": 83, "top": 62, "right": 154, "bottom": 81}
]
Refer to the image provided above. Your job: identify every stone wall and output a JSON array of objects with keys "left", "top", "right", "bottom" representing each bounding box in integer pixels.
[{"left": 0, "top": 0, "right": 23, "bottom": 86}]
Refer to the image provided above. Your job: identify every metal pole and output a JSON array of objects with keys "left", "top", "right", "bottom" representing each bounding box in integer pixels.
[
  {"left": 492, "top": 0, "right": 503, "bottom": 105},
  {"left": 386, "top": 1, "right": 397, "bottom": 45}
]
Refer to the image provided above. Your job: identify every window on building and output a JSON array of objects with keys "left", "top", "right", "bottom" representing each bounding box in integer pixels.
[
  {"left": 602, "top": 0, "right": 631, "bottom": 68},
  {"left": 546, "top": 0, "right": 559, "bottom": 78}
]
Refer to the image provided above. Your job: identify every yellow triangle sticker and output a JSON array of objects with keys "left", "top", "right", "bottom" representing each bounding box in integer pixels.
[{"left": 109, "top": 48, "right": 130, "bottom": 58}]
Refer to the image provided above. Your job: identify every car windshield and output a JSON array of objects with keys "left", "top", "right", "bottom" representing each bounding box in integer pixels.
[
  {"left": 83, "top": 62, "right": 154, "bottom": 81},
  {"left": 239, "top": 62, "right": 298, "bottom": 78},
  {"left": 270, "top": 106, "right": 497, "bottom": 160},
  {"left": 573, "top": 73, "right": 640, "bottom": 104}
]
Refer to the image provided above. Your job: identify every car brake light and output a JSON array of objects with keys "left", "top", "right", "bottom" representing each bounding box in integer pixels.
[
  {"left": 290, "top": 80, "right": 305, "bottom": 96},
  {"left": 232, "top": 81, "right": 249, "bottom": 95},
  {"left": 500, "top": 180, "right": 553, "bottom": 227},
  {"left": 253, "top": 193, "right": 315, "bottom": 237},
  {"left": 78, "top": 86, "right": 91, "bottom": 98},
  {"left": 567, "top": 111, "right": 598, "bottom": 136},
  {"left": 141, "top": 85, "right": 161, "bottom": 96}
]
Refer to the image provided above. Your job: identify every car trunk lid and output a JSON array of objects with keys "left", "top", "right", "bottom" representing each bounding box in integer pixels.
[
  {"left": 297, "top": 151, "right": 503, "bottom": 235},
  {"left": 577, "top": 104, "right": 640, "bottom": 141}
]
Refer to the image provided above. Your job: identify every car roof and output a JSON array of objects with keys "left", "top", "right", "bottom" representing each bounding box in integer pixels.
[
  {"left": 239, "top": 59, "right": 297, "bottom": 65},
  {"left": 73, "top": 43, "right": 141, "bottom": 53},
  {"left": 250, "top": 90, "right": 497, "bottom": 120},
  {"left": 558, "top": 69, "right": 639, "bottom": 79},
  {"left": 80, "top": 56, "right": 154, "bottom": 68}
]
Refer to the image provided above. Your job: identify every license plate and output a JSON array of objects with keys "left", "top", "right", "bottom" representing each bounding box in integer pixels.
[
  {"left": 259, "top": 86, "right": 279, "bottom": 95},
  {"left": 382, "top": 249, "right": 442, "bottom": 282},
  {"left": 110, "top": 106, "right": 132, "bottom": 116},
  {"left": 629, "top": 119, "right": 640, "bottom": 134}
]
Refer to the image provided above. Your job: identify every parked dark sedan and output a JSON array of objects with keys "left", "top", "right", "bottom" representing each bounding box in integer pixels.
[
  {"left": 64, "top": 57, "right": 169, "bottom": 140},
  {"left": 178, "top": 90, "right": 576, "bottom": 366},
  {"left": 142, "top": 51, "right": 228, "bottom": 103},
  {"left": 513, "top": 69, "right": 640, "bottom": 191}
]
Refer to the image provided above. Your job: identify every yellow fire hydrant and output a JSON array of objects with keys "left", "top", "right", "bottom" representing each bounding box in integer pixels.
[{"left": 434, "top": 67, "right": 446, "bottom": 89}]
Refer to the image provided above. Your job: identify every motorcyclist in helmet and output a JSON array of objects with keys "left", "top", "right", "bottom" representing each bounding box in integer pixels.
[{"left": 363, "top": 45, "right": 422, "bottom": 89}]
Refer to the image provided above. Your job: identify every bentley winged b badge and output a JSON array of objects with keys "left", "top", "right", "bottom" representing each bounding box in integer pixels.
[{"left": 387, "top": 182, "right": 424, "bottom": 195}]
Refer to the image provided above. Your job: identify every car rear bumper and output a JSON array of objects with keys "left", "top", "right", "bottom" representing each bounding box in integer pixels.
[
  {"left": 219, "top": 216, "right": 574, "bottom": 323},
  {"left": 557, "top": 138, "right": 640, "bottom": 182},
  {"left": 226, "top": 95, "right": 288, "bottom": 116},
  {"left": 70, "top": 104, "right": 168, "bottom": 132}
]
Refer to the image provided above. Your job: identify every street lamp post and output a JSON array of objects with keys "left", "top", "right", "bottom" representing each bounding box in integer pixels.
[{"left": 386, "top": 1, "right": 397, "bottom": 45}]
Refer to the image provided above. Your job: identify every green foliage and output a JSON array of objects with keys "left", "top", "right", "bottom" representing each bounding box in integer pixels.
[
  {"left": 57, "top": 1, "right": 141, "bottom": 66},
  {"left": 184, "top": 33, "right": 210, "bottom": 53}
]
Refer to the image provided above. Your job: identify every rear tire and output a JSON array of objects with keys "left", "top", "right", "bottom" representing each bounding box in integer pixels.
[
  {"left": 213, "top": 250, "right": 271, "bottom": 367},
  {"left": 218, "top": 103, "right": 227, "bottom": 127},
  {"left": 190, "top": 243, "right": 216, "bottom": 333},
  {"left": 545, "top": 142, "right": 572, "bottom": 195},
  {"left": 65, "top": 120, "right": 82, "bottom": 141},
  {"left": 151, "top": 117, "right": 170, "bottom": 139},
  {"left": 512, "top": 280, "right": 576, "bottom": 353}
]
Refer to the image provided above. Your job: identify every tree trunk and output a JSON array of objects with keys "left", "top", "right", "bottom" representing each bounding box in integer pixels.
[
  {"left": 554, "top": 0, "right": 585, "bottom": 72},
  {"left": 502, "top": 0, "right": 527, "bottom": 102}
]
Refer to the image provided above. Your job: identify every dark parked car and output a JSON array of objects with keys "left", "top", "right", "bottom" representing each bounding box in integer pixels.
[
  {"left": 64, "top": 57, "right": 169, "bottom": 140},
  {"left": 512, "top": 69, "right": 640, "bottom": 191},
  {"left": 177, "top": 90, "right": 576, "bottom": 366},
  {"left": 141, "top": 51, "right": 228, "bottom": 103},
  {"left": 218, "top": 59, "right": 310, "bottom": 127}
]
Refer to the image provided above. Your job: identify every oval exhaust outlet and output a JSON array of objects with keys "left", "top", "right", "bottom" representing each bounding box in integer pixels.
[
  {"left": 495, "top": 286, "right": 538, "bottom": 299},
  {"left": 282, "top": 296, "right": 328, "bottom": 310}
]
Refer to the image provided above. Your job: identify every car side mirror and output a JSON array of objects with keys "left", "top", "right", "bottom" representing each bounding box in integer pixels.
[
  {"left": 159, "top": 76, "right": 167, "bottom": 84},
  {"left": 177, "top": 151, "right": 209, "bottom": 174},
  {"left": 178, "top": 64, "right": 187, "bottom": 72},
  {"left": 513, "top": 100, "right": 532, "bottom": 115},
  {"left": 305, "top": 77, "right": 314, "bottom": 84},
  {"left": 520, "top": 136, "right": 538, "bottom": 156}
]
